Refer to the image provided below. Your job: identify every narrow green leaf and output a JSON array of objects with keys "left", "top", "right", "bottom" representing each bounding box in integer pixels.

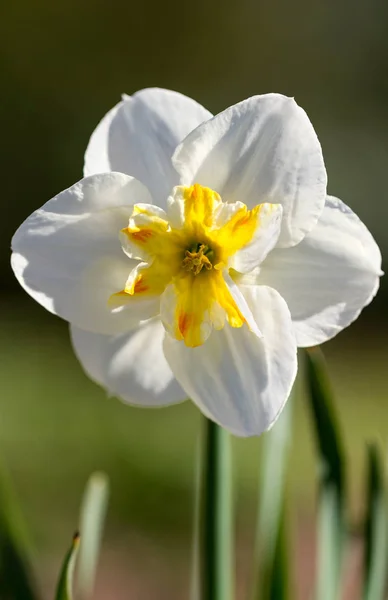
[
  {"left": 190, "top": 433, "right": 203, "bottom": 600},
  {"left": 251, "top": 393, "right": 293, "bottom": 600},
  {"left": 268, "top": 500, "right": 291, "bottom": 600},
  {"left": 193, "top": 417, "right": 234, "bottom": 600},
  {"left": 0, "top": 459, "right": 37, "bottom": 600},
  {"left": 77, "top": 472, "right": 109, "bottom": 600},
  {"left": 304, "top": 348, "right": 346, "bottom": 600},
  {"left": 316, "top": 486, "right": 343, "bottom": 600},
  {"left": 363, "top": 444, "right": 388, "bottom": 600},
  {"left": 0, "top": 524, "right": 37, "bottom": 600},
  {"left": 55, "top": 533, "right": 80, "bottom": 600}
]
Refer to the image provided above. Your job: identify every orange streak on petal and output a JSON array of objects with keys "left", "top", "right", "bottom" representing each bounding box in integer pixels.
[
  {"left": 178, "top": 312, "right": 191, "bottom": 338},
  {"left": 130, "top": 229, "right": 154, "bottom": 243},
  {"left": 133, "top": 276, "right": 148, "bottom": 294},
  {"left": 234, "top": 213, "right": 251, "bottom": 229}
]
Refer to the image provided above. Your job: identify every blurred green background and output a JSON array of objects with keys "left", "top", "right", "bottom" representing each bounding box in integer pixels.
[{"left": 1, "top": 0, "right": 388, "bottom": 597}]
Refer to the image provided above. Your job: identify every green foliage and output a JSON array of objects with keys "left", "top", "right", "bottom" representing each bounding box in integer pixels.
[
  {"left": 268, "top": 501, "right": 291, "bottom": 600},
  {"left": 305, "top": 348, "right": 346, "bottom": 600},
  {"left": 54, "top": 471, "right": 109, "bottom": 600},
  {"left": 55, "top": 533, "right": 80, "bottom": 600},
  {"left": 0, "top": 468, "right": 109, "bottom": 600},
  {"left": 0, "top": 349, "right": 387, "bottom": 600},
  {"left": 193, "top": 418, "right": 234, "bottom": 600},
  {"left": 0, "top": 460, "right": 37, "bottom": 600},
  {"left": 77, "top": 472, "right": 109, "bottom": 600},
  {"left": 249, "top": 347, "right": 388, "bottom": 600},
  {"left": 252, "top": 398, "right": 293, "bottom": 600},
  {"left": 304, "top": 348, "right": 345, "bottom": 498},
  {"left": 363, "top": 444, "right": 388, "bottom": 600},
  {"left": 0, "top": 515, "right": 37, "bottom": 600}
]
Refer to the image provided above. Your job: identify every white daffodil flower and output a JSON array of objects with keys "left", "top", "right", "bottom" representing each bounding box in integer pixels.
[{"left": 11, "top": 88, "right": 382, "bottom": 437}]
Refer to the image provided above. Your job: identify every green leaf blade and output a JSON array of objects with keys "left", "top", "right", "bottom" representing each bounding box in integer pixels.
[
  {"left": 363, "top": 443, "right": 388, "bottom": 600},
  {"left": 0, "top": 459, "right": 38, "bottom": 600},
  {"left": 55, "top": 533, "right": 80, "bottom": 600},
  {"left": 251, "top": 392, "right": 294, "bottom": 600},
  {"left": 193, "top": 417, "right": 234, "bottom": 600},
  {"left": 77, "top": 472, "right": 109, "bottom": 600},
  {"left": 0, "top": 530, "right": 38, "bottom": 600},
  {"left": 268, "top": 499, "right": 291, "bottom": 600},
  {"left": 304, "top": 348, "right": 345, "bottom": 496},
  {"left": 304, "top": 348, "right": 346, "bottom": 600}
]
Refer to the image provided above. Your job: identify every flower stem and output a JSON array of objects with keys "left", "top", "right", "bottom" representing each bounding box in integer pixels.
[
  {"left": 250, "top": 397, "right": 294, "bottom": 600},
  {"left": 193, "top": 416, "right": 234, "bottom": 600}
]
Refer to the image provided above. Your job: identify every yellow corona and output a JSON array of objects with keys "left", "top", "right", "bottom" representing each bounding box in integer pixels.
[{"left": 110, "top": 184, "right": 280, "bottom": 347}]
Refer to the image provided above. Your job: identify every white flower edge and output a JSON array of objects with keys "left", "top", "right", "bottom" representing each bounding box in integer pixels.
[
  {"left": 255, "top": 195, "right": 383, "bottom": 346},
  {"left": 11, "top": 173, "right": 159, "bottom": 335},
  {"left": 173, "top": 93, "right": 327, "bottom": 248},
  {"left": 70, "top": 318, "right": 186, "bottom": 406},
  {"left": 84, "top": 87, "right": 213, "bottom": 209}
]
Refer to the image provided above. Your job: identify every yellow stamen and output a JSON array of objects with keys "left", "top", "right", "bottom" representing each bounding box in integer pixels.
[{"left": 182, "top": 244, "right": 213, "bottom": 275}]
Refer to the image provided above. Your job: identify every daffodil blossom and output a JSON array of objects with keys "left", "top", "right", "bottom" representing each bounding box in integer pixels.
[{"left": 11, "top": 88, "right": 382, "bottom": 436}]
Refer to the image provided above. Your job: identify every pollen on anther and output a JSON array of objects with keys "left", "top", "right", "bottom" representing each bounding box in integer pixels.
[{"left": 181, "top": 244, "right": 213, "bottom": 275}]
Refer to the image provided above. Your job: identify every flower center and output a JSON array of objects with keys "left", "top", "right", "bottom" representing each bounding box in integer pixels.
[
  {"left": 113, "top": 183, "right": 279, "bottom": 347},
  {"left": 181, "top": 243, "right": 214, "bottom": 275}
]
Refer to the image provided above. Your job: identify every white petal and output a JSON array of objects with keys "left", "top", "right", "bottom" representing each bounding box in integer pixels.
[
  {"left": 173, "top": 94, "right": 327, "bottom": 247},
  {"left": 84, "top": 88, "right": 213, "bottom": 209},
  {"left": 257, "top": 196, "right": 383, "bottom": 347},
  {"left": 230, "top": 203, "right": 283, "bottom": 273},
  {"left": 212, "top": 200, "right": 246, "bottom": 228},
  {"left": 11, "top": 173, "right": 159, "bottom": 334},
  {"left": 164, "top": 285, "right": 297, "bottom": 437},
  {"left": 70, "top": 319, "right": 186, "bottom": 406}
]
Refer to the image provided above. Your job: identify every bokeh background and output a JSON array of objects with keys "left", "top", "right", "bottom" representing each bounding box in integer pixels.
[{"left": 1, "top": 0, "right": 388, "bottom": 597}]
